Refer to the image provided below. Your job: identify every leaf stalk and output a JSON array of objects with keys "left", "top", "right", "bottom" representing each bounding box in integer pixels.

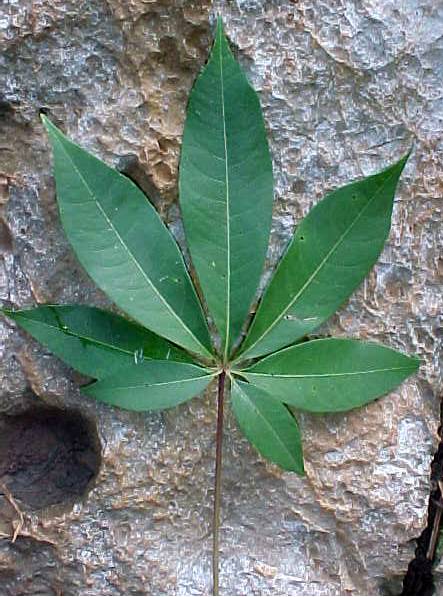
[{"left": 212, "top": 369, "right": 226, "bottom": 595}]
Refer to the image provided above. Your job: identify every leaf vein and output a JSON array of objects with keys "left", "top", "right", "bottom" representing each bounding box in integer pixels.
[{"left": 53, "top": 135, "right": 209, "bottom": 357}]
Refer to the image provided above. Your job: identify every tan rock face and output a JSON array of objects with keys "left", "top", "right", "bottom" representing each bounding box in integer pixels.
[{"left": 0, "top": 0, "right": 441, "bottom": 594}]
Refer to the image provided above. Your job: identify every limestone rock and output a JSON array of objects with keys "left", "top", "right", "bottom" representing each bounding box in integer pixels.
[{"left": 0, "top": 0, "right": 442, "bottom": 594}]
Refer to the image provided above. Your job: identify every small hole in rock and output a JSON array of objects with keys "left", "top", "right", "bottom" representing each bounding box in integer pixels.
[
  {"left": 0, "top": 407, "right": 101, "bottom": 510},
  {"left": 0, "top": 99, "right": 15, "bottom": 119}
]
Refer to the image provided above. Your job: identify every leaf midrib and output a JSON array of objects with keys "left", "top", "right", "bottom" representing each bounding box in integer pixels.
[
  {"left": 103, "top": 372, "right": 214, "bottom": 390},
  {"left": 218, "top": 28, "right": 231, "bottom": 362},
  {"left": 242, "top": 169, "right": 399, "bottom": 357},
  {"left": 15, "top": 315, "right": 152, "bottom": 361},
  {"left": 244, "top": 365, "right": 416, "bottom": 379},
  {"left": 234, "top": 381, "right": 298, "bottom": 466},
  {"left": 53, "top": 133, "right": 210, "bottom": 358}
]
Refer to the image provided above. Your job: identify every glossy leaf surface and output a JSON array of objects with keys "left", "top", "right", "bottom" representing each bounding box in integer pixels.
[
  {"left": 179, "top": 18, "right": 273, "bottom": 359},
  {"left": 239, "top": 156, "right": 409, "bottom": 359},
  {"left": 241, "top": 338, "right": 419, "bottom": 413},
  {"left": 231, "top": 379, "right": 304, "bottom": 473},
  {"left": 2, "top": 19, "right": 419, "bottom": 479},
  {"left": 42, "top": 116, "right": 212, "bottom": 359},
  {"left": 84, "top": 360, "right": 215, "bottom": 411},
  {"left": 2, "top": 305, "right": 190, "bottom": 379}
]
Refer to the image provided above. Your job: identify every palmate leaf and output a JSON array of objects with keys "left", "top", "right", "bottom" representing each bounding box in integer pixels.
[
  {"left": 238, "top": 155, "right": 409, "bottom": 360},
  {"left": 179, "top": 18, "right": 273, "bottom": 360},
  {"left": 84, "top": 361, "right": 215, "bottom": 411},
  {"left": 239, "top": 338, "right": 420, "bottom": 413},
  {"left": 2, "top": 18, "right": 422, "bottom": 593},
  {"left": 231, "top": 379, "right": 304, "bottom": 473},
  {"left": 1, "top": 305, "right": 190, "bottom": 379},
  {"left": 41, "top": 116, "right": 212, "bottom": 360}
]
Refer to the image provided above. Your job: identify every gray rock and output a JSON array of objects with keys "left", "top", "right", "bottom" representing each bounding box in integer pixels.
[{"left": 0, "top": 0, "right": 442, "bottom": 594}]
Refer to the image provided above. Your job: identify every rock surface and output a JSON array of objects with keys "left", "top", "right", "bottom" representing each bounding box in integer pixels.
[{"left": 0, "top": 0, "right": 442, "bottom": 594}]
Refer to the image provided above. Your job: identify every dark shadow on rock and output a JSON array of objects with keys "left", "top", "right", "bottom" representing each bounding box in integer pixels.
[
  {"left": 0, "top": 406, "right": 101, "bottom": 510},
  {"left": 401, "top": 399, "right": 443, "bottom": 596},
  {"left": 0, "top": 537, "right": 85, "bottom": 595}
]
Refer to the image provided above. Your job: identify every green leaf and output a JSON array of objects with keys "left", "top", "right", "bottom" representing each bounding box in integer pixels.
[
  {"left": 231, "top": 378, "right": 304, "bottom": 473},
  {"left": 41, "top": 116, "right": 212, "bottom": 359},
  {"left": 179, "top": 18, "right": 273, "bottom": 360},
  {"left": 84, "top": 360, "right": 215, "bottom": 411},
  {"left": 239, "top": 156, "right": 409, "bottom": 359},
  {"left": 1, "top": 305, "right": 191, "bottom": 379},
  {"left": 240, "top": 338, "right": 420, "bottom": 413}
]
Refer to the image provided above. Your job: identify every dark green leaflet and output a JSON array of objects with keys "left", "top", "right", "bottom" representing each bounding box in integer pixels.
[
  {"left": 240, "top": 338, "right": 420, "bottom": 413},
  {"left": 239, "top": 156, "right": 409, "bottom": 360},
  {"left": 231, "top": 379, "right": 304, "bottom": 473},
  {"left": 180, "top": 18, "right": 273, "bottom": 360},
  {"left": 42, "top": 116, "right": 212, "bottom": 359},
  {"left": 2, "top": 305, "right": 190, "bottom": 379},
  {"left": 84, "top": 360, "right": 215, "bottom": 411}
]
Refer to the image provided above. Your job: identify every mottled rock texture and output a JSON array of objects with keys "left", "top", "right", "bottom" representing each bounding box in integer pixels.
[{"left": 0, "top": 0, "right": 442, "bottom": 594}]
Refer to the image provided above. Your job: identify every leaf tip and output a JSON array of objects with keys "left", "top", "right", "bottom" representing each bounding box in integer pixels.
[
  {"left": 409, "top": 354, "right": 421, "bottom": 372},
  {"left": 40, "top": 112, "right": 63, "bottom": 142},
  {"left": 0, "top": 305, "right": 14, "bottom": 318},
  {"left": 286, "top": 457, "right": 305, "bottom": 476},
  {"left": 388, "top": 149, "right": 412, "bottom": 180},
  {"left": 215, "top": 15, "right": 224, "bottom": 35},
  {"left": 398, "top": 149, "right": 412, "bottom": 170},
  {"left": 80, "top": 381, "right": 97, "bottom": 398},
  {"left": 292, "top": 446, "right": 305, "bottom": 476},
  {"left": 40, "top": 111, "right": 52, "bottom": 132},
  {"left": 214, "top": 14, "right": 230, "bottom": 52}
]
